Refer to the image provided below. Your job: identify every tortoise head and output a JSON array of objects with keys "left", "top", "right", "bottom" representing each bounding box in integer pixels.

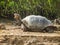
[
  {"left": 13, "top": 13, "right": 22, "bottom": 26},
  {"left": 14, "top": 13, "right": 21, "bottom": 20}
]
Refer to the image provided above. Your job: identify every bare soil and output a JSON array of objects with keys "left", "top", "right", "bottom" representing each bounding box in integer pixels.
[{"left": 0, "top": 19, "right": 60, "bottom": 45}]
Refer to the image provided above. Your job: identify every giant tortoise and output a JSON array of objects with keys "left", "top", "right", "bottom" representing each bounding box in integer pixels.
[{"left": 14, "top": 14, "right": 57, "bottom": 32}]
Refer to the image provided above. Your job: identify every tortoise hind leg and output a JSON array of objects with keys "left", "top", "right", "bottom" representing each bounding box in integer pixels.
[{"left": 43, "top": 26, "right": 57, "bottom": 33}]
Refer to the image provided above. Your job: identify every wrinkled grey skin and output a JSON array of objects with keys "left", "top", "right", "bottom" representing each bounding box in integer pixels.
[{"left": 21, "top": 15, "right": 56, "bottom": 32}]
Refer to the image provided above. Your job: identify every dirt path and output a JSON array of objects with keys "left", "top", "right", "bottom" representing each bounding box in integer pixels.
[
  {"left": 0, "top": 22, "right": 60, "bottom": 36},
  {"left": 0, "top": 24, "right": 60, "bottom": 37}
]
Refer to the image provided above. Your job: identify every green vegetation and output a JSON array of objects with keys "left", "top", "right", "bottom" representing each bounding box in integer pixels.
[{"left": 0, "top": 0, "right": 60, "bottom": 19}]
